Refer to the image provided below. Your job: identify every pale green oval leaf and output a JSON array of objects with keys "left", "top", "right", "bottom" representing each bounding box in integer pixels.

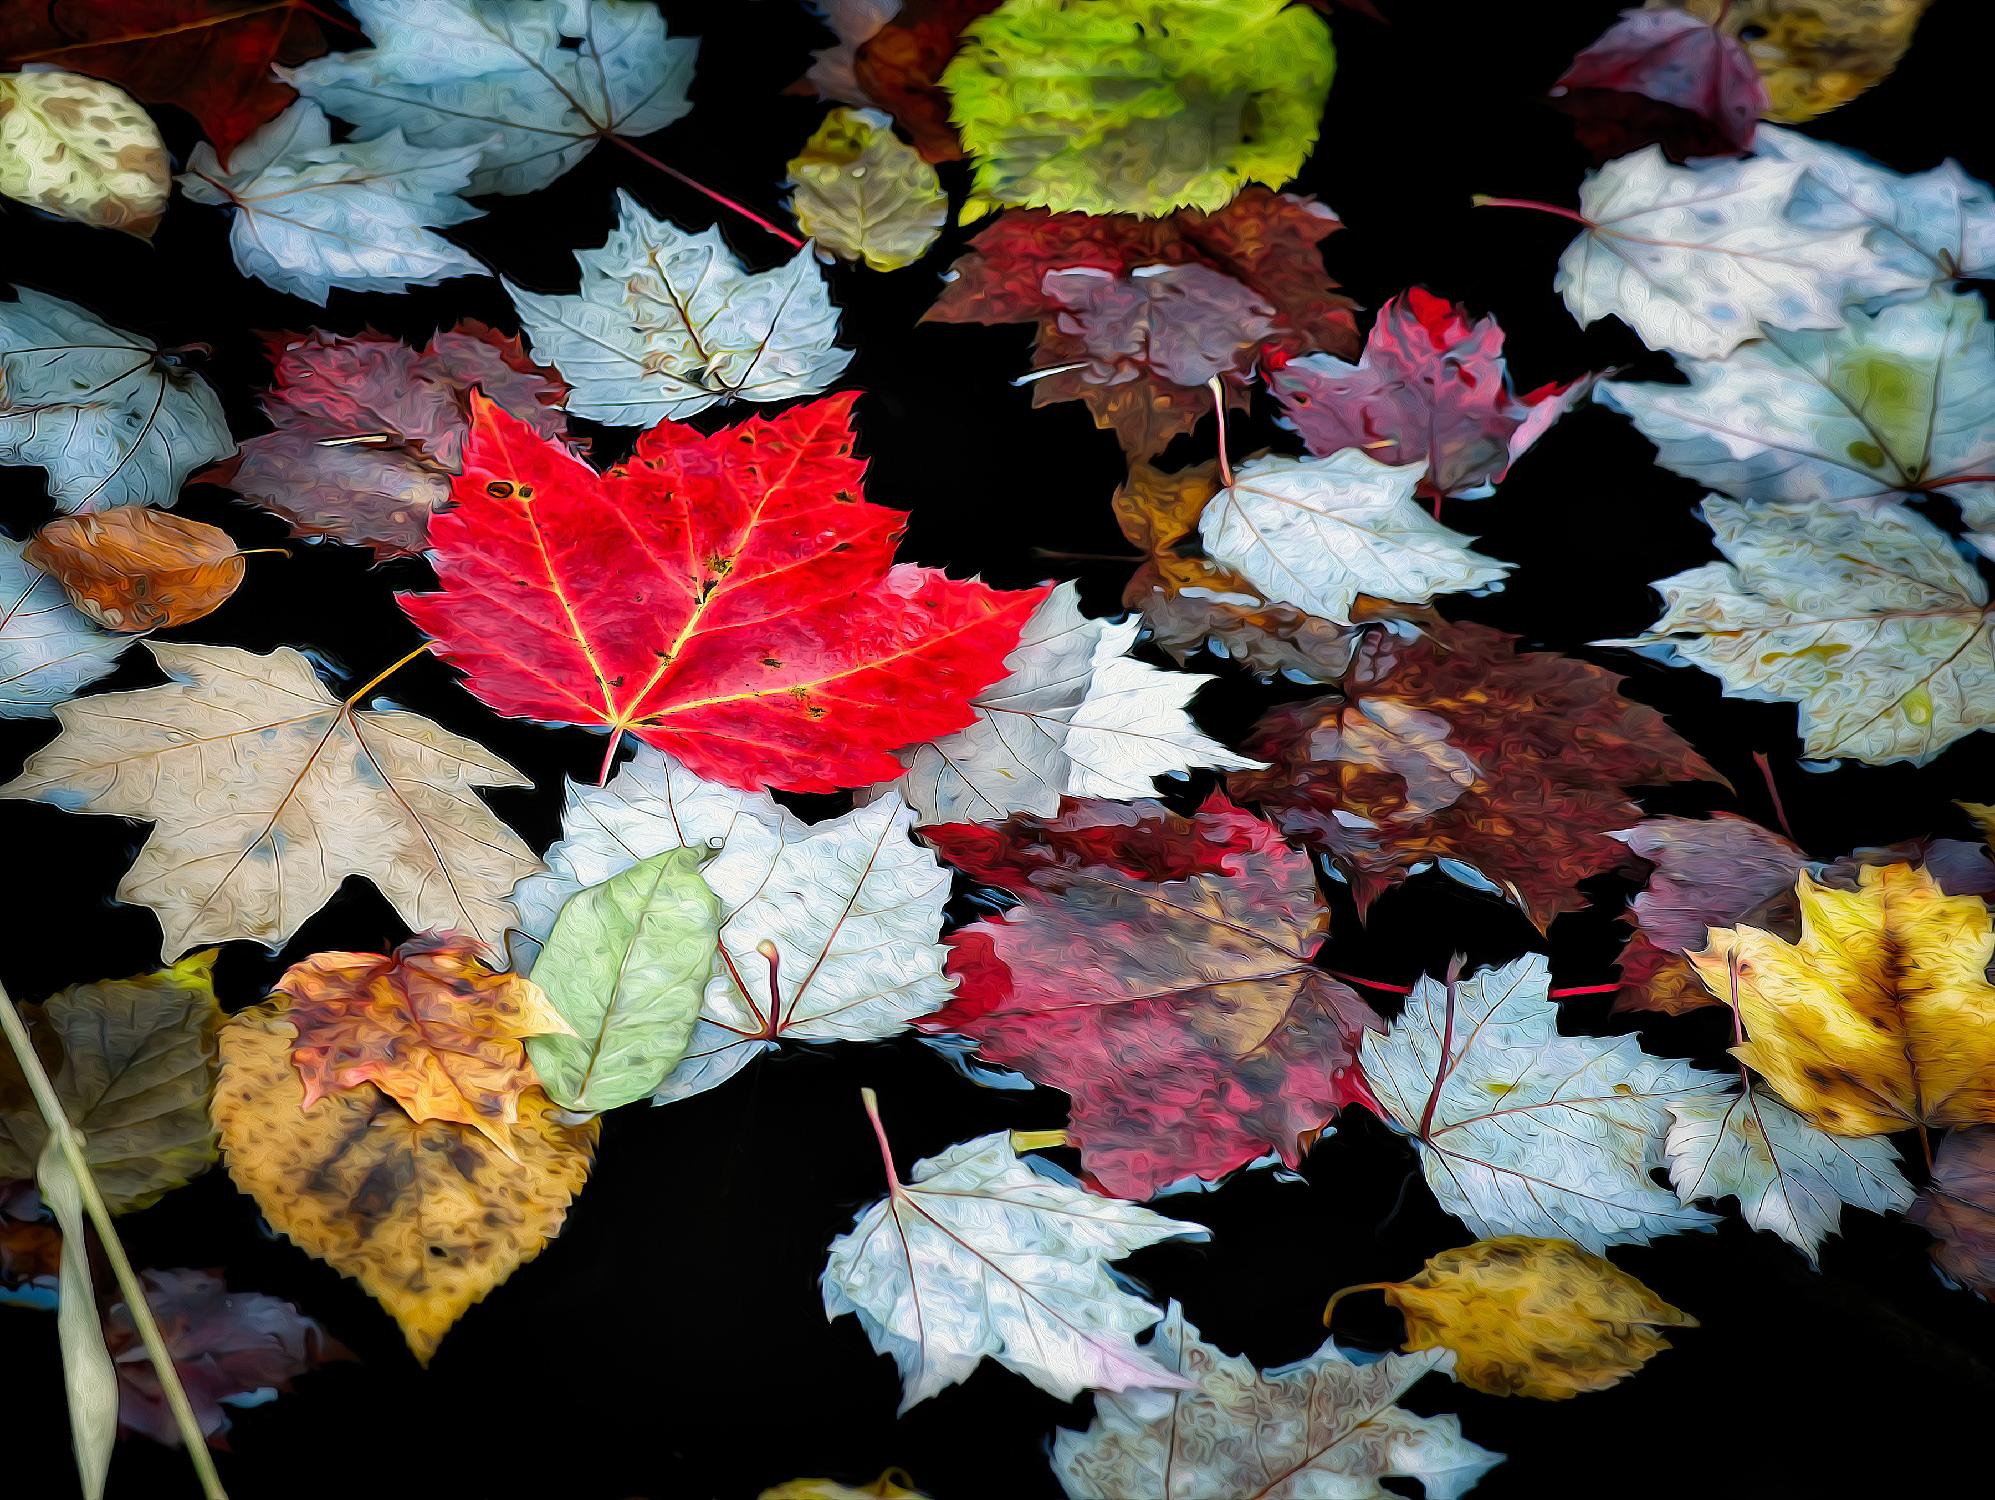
[{"left": 0, "top": 69, "right": 168, "bottom": 237}]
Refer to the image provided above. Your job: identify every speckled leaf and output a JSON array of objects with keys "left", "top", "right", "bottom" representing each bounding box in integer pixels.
[
  {"left": 1199, "top": 451, "right": 1508, "bottom": 625},
  {"left": 178, "top": 102, "right": 487, "bottom": 305},
  {"left": 212, "top": 1002, "right": 595, "bottom": 1364},
  {"left": 1053, "top": 1300, "right": 1500, "bottom": 1499},
  {"left": 821, "top": 1095, "right": 1206, "bottom": 1410},
  {"left": 1665, "top": 1085, "right": 1912, "bottom": 1263},
  {"left": 1360, "top": 954, "right": 1731, "bottom": 1251},
  {"left": 24, "top": 509, "right": 244, "bottom": 631},
  {"left": 942, "top": 0, "right": 1334, "bottom": 217},
  {"left": 0, "top": 642, "right": 541, "bottom": 959},
  {"left": 0, "top": 953, "right": 221, "bottom": 1213},
  {"left": 787, "top": 107, "right": 945, "bottom": 271},
  {"left": 286, "top": 0, "right": 694, "bottom": 198},
  {"left": 0, "top": 287, "right": 233, "bottom": 512},
  {"left": 507, "top": 191, "right": 851, "bottom": 425},
  {"left": 1601, "top": 497, "right": 1995, "bottom": 766},
  {"left": 1671, "top": 0, "right": 1931, "bottom": 122},
  {"left": 0, "top": 69, "right": 167, "bottom": 235},
  {"left": 0, "top": 535, "right": 130, "bottom": 715}
]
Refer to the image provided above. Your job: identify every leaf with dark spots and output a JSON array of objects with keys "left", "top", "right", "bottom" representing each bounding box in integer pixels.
[
  {"left": 1229, "top": 619, "right": 1724, "bottom": 929},
  {"left": 920, "top": 796, "right": 1379, "bottom": 1199}
]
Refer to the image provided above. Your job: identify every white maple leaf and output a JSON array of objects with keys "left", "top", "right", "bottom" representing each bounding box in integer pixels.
[
  {"left": 286, "top": 0, "right": 696, "bottom": 198},
  {"left": 178, "top": 102, "right": 488, "bottom": 305},
  {"left": 1197, "top": 451, "right": 1507, "bottom": 625},
  {"left": 1550, "top": 146, "right": 1925, "bottom": 358},
  {"left": 1600, "top": 497, "right": 1995, "bottom": 767},
  {"left": 1666, "top": 1085, "right": 1913, "bottom": 1266},
  {"left": 1359, "top": 954, "right": 1731, "bottom": 1252},
  {"left": 1758, "top": 125, "right": 1995, "bottom": 289},
  {"left": 507, "top": 190, "right": 852, "bottom": 424},
  {"left": 822, "top": 1099, "right": 1206, "bottom": 1411},
  {"left": 878, "top": 582, "right": 1259, "bottom": 823},
  {"left": 0, "top": 537, "right": 130, "bottom": 717},
  {"left": 1053, "top": 1302, "right": 1501, "bottom": 1500},
  {"left": 1600, "top": 290, "right": 1995, "bottom": 532},
  {"left": 0, "top": 288, "right": 233, "bottom": 512}
]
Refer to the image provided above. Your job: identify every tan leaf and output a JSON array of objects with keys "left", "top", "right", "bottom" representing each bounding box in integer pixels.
[
  {"left": 787, "top": 107, "right": 945, "bottom": 271},
  {"left": 0, "top": 69, "right": 167, "bottom": 235},
  {"left": 1670, "top": 0, "right": 1932, "bottom": 121},
  {"left": 212, "top": 1002, "right": 596, "bottom": 1363},
  {"left": 24, "top": 509, "right": 247, "bottom": 631},
  {"left": 0, "top": 642, "right": 541, "bottom": 959}
]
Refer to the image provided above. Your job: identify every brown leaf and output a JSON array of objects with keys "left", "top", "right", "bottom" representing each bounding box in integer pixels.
[
  {"left": 851, "top": 0, "right": 1001, "bottom": 161},
  {"left": 1911, "top": 1126, "right": 1995, "bottom": 1298},
  {"left": 24, "top": 509, "right": 246, "bottom": 631}
]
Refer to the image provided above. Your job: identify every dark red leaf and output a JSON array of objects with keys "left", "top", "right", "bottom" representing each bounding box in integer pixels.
[
  {"left": 851, "top": 0, "right": 1001, "bottom": 161},
  {"left": 1553, "top": 7, "right": 1769, "bottom": 161}
]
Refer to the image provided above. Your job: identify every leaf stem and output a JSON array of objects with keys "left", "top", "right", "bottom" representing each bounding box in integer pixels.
[
  {"left": 0, "top": 982, "right": 228, "bottom": 1500},
  {"left": 1752, "top": 751, "right": 1797, "bottom": 843},
  {"left": 1326, "top": 967, "right": 1614, "bottom": 999},
  {"left": 1207, "top": 377, "right": 1235, "bottom": 489},
  {"left": 859, "top": 1088, "right": 902, "bottom": 1195},
  {"left": 597, "top": 725, "right": 627, "bottom": 788},
  {"left": 1322, "top": 1280, "right": 1395, "bottom": 1327},
  {"left": 1471, "top": 194, "right": 1589, "bottom": 225},
  {"left": 1917, "top": 1124, "right": 1935, "bottom": 1174},
  {"left": 343, "top": 641, "right": 433, "bottom": 708},
  {"left": 611, "top": 135, "right": 805, "bottom": 250},
  {"left": 231, "top": 548, "right": 291, "bottom": 559}
]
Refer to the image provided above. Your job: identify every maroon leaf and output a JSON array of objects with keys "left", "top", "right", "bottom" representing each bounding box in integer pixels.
[
  {"left": 1553, "top": 7, "right": 1769, "bottom": 161},
  {"left": 1911, "top": 1127, "right": 1995, "bottom": 1299}
]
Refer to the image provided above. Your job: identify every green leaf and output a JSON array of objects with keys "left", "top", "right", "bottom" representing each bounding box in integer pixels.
[
  {"left": 942, "top": 0, "right": 1334, "bottom": 218},
  {"left": 527, "top": 848, "right": 723, "bottom": 1113},
  {"left": 38, "top": 1136, "right": 116, "bottom": 1500}
]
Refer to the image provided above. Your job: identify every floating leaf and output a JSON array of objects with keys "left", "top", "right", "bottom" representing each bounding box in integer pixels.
[
  {"left": 0, "top": 642, "right": 541, "bottom": 959},
  {"left": 0, "top": 287, "right": 233, "bottom": 513},
  {"left": 1673, "top": 0, "right": 1932, "bottom": 122},
  {"left": 821, "top": 1092, "right": 1206, "bottom": 1410},
  {"left": 212, "top": 1002, "right": 596, "bottom": 1364},
  {"left": 287, "top": 0, "right": 696, "bottom": 198},
  {"left": 1554, "top": 7, "right": 1767, "bottom": 159},
  {"left": 1360, "top": 955, "right": 1730, "bottom": 1251},
  {"left": 942, "top": 0, "right": 1335, "bottom": 217},
  {"left": 761, "top": 1474, "right": 928, "bottom": 1500},
  {"left": 0, "top": 70, "right": 167, "bottom": 235},
  {"left": 0, "top": 535, "right": 130, "bottom": 716},
  {"left": 24, "top": 509, "right": 245, "bottom": 631},
  {"left": 1052, "top": 1300, "right": 1500, "bottom": 1499},
  {"left": 38, "top": 1136, "right": 116, "bottom": 1500},
  {"left": 0, "top": 953, "right": 222, "bottom": 1214},
  {"left": 1695, "top": 862, "right": 1995, "bottom": 1134},
  {"left": 1911, "top": 1125, "right": 1995, "bottom": 1297},
  {"left": 796, "top": 0, "right": 904, "bottom": 107},
  {"left": 787, "top": 107, "right": 946, "bottom": 271}
]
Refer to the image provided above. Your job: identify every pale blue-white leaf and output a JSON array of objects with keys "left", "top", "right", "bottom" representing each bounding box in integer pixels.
[
  {"left": 286, "top": 0, "right": 696, "bottom": 198},
  {"left": 0, "top": 288, "right": 233, "bottom": 512},
  {"left": 178, "top": 102, "right": 487, "bottom": 304},
  {"left": 507, "top": 191, "right": 850, "bottom": 424},
  {"left": 0, "top": 538, "right": 130, "bottom": 718}
]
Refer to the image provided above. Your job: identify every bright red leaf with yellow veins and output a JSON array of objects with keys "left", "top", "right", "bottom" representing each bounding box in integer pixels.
[
  {"left": 401, "top": 394, "right": 1048, "bottom": 793},
  {"left": 275, "top": 935, "right": 571, "bottom": 1156},
  {"left": 0, "top": 0, "right": 332, "bottom": 164},
  {"left": 921, "top": 795, "right": 1379, "bottom": 1199}
]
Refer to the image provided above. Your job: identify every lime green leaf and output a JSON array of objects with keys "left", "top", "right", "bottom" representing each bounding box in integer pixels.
[
  {"left": 787, "top": 107, "right": 946, "bottom": 271},
  {"left": 526, "top": 848, "right": 723, "bottom": 1114},
  {"left": 942, "top": 0, "right": 1334, "bottom": 217}
]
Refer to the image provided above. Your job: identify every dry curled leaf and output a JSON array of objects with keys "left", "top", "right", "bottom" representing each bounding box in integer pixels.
[
  {"left": 1330, "top": 1237, "right": 1696, "bottom": 1400},
  {"left": 212, "top": 1002, "right": 596, "bottom": 1364},
  {"left": 24, "top": 509, "right": 246, "bottom": 631}
]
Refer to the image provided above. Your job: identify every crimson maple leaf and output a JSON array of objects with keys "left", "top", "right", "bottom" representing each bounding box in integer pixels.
[
  {"left": 926, "top": 189, "right": 1358, "bottom": 460},
  {"left": 920, "top": 794, "right": 1380, "bottom": 1199},
  {"left": 0, "top": 0, "right": 334, "bottom": 163},
  {"left": 216, "top": 323, "right": 569, "bottom": 560},
  {"left": 1228, "top": 620, "right": 1724, "bottom": 929},
  {"left": 401, "top": 394, "right": 1047, "bottom": 792},
  {"left": 1265, "top": 288, "right": 1590, "bottom": 501},
  {"left": 1552, "top": 7, "right": 1769, "bottom": 161}
]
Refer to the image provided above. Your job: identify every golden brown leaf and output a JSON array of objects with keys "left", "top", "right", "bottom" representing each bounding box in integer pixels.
[
  {"left": 760, "top": 1473, "right": 928, "bottom": 1500},
  {"left": 24, "top": 509, "right": 246, "bottom": 631},
  {"left": 274, "top": 936, "right": 572, "bottom": 1157},
  {"left": 212, "top": 1002, "right": 596, "bottom": 1364},
  {"left": 1329, "top": 1237, "right": 1696, "bottom": 1399},
  {"left": 1670, "top": 0, "right": 1932, "bottom": 121},
  {"left": 0, "top": 952, "right": 221, "bottom": 1212},
  {"left": 1695, "top": 862, "right": 1995, "bottom": 1135}
]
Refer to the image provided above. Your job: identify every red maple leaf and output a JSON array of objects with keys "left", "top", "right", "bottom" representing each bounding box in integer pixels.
[
  {"left": 1265, "top": 287, "right": 1590, "bottom": 500},
  {"left": 0, "top": 0, "right": 336, "bottom": 163},
  {"left": 1228, "top": 620, "right": 1725, "bottom": 929},
  {"left": 926, "top": 189, "right": 1359, "bottom": 460},
  {"left": 400, "top": 394, "right": 1047, "bottom": 793},
  {"left": 1552, "top": 7, "right": 1769, "bottom": 161},
  {"left": 921, "top": 795, "right": 1380, "bottom": 1199}
]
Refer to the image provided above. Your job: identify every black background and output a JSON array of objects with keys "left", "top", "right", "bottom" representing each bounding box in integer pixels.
[{"left": 4, "top": 1, "right": 1994, "bottom": 1496}]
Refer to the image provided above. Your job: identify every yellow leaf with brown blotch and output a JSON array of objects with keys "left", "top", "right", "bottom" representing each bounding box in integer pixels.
[
  {"left": 1328, "top": 1237, "right": 1696, "bottom": 1400},
  {"left": 24, "top": 509, "right": 247, "bottom": 631},
  {"left": 275, "top": 936, "right": 572, "bottom": 1158},
  {"left": 1669, "top": 0, "right": 1932, "bottom": 121},
  {"left": 0, "top": 69, "right": 167, "bottom": 235},
  {"left": 760, "top": 1473, "right": 928, "bottom": 1500},
  {"left": 1694, "top": 862, "right": 1995, "bottom": 1135},
  {"left": 212, "top": 1001, "right": 595, "bottom": 1364}
]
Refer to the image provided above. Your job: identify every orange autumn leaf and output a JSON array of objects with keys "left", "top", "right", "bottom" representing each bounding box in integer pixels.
[
  {"left": 274, "top": 935, "right": 572, "bottom": 1156},
  {"left": 24, "top": 509, "right": 247, "bottom": 631}
]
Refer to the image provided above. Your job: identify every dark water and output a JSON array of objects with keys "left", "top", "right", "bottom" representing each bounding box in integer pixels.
[{"left": 3, "top": 1, "right": 1993, "bottom": 1495}]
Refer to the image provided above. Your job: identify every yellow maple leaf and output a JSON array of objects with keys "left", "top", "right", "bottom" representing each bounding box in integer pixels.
[{"left": 1693, "top": 862, "right": 1995, "bottom": 1135}]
